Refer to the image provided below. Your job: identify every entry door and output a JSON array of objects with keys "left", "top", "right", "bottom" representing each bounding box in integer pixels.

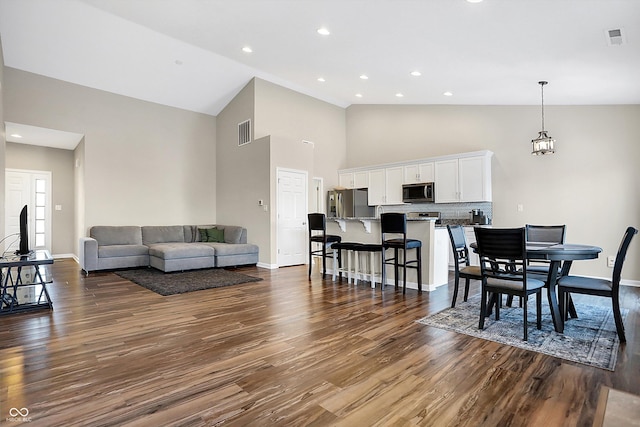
[
  {"left": 277, "top": 168, "right": 308, "bottom": 267},
  {"left": 5, "top": 169, "right": 52, "bottom": 253}
]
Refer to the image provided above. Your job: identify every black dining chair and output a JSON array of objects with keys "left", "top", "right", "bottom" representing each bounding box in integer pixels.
[
  {"left": 381, "top": 213, "right": 422, "bottom": 293},
  {"left": 308, "top": 213, "right": 341, "bottom": 279},
  {"left": 447, "top": 225, "right": 482, "bottom": 308},
  {"left": 558, "top": 226, "right": 637, "bottom": 343},
  {"left": 474, "top": 227, "right": 545, "bottom": 341}
]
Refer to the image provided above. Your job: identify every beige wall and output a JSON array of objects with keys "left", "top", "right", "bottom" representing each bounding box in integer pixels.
[
  {"left": 5, "top": 142, "right": 75, "bottom": 254},
  {"left": 254, "top": 78, "right": 347, "bottom": 265},
  {"left": 347, "top": 104, "right": 640, "bottom": 281},
  {"left": 3, "top": 68, "right": 217, "bottom": 248},
  {"left": 216, "top": 79, "right": 272, "bottom": 266}
]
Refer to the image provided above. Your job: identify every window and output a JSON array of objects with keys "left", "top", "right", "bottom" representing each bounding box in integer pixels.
[{"left": 34, "top": 178, "right": 46, "bottom": 248}]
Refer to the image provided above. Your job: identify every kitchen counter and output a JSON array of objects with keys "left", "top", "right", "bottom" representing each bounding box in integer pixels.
[{"left": 326, "top": 217, "right": 447, "bottom": 291}]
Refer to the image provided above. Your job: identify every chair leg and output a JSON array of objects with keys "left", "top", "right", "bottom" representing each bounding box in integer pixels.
[
  {"left": 522, "top": 294, "right": 528, "bottom": 341},
  {"left": 536, "top": 291, "right": 542, "bottom": 330},
  {"left": 451, "top": 271, "right": 460, "bottom": 308},
  {"left": 612, "top": 294, "right": 626, "bottom": 343},
  {"left": 416, "top": 246, "right": 422, "bottom": 293},
  {"left": 479, "top": 289, "right": 487, "bottom": 330},
  {"left": 381, "top": 248, "right": 386, "bottom": 291},
  {"left": 308, "top": 241, "right": 313, "bottom": 279},
  {"left": 463, "top": 278, "right": 470, "bottom": 302},
  {"left": 402, "top": 249, "right": 407, "bottom": 295},
  {"left": 321, "top": 243, "right": 326, "bottom": 279},
  {"left": 394, "top": 248, "right": 399, "bottom": 290}
]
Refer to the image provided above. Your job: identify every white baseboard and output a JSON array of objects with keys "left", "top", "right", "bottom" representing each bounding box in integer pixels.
[{"left": 257, "top": 262, "right": 278, "bottom": 269}]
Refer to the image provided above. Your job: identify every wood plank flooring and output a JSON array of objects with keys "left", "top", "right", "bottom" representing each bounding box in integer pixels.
[{"left": 0, "top": 259, "right": 638, "bottom": 426}]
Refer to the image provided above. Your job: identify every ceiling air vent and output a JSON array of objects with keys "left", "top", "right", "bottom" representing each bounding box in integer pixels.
[
  {"left": 238, "top": 119, "right": 251, "bottom": 146},
  {"left": 605, "top": 28, "right": 626, "bottom": 46}
]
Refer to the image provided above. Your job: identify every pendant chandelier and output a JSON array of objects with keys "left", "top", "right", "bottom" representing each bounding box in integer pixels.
[{"left": 531, "top": 81, "right": 555, "bottom": 155}]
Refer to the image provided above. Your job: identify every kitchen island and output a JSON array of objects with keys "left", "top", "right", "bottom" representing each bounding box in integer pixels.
[{"left": 325, "top": 217, "right": 449, "bottom": 291}]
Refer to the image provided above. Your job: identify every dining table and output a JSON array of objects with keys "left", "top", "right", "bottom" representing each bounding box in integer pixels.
[{"left": 470, "top": 241, "right": 602, "bottom": 333}]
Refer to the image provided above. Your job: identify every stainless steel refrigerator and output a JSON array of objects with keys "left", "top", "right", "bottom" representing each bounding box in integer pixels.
[{"left": 327, "top": 188, "right": 374, "bottom": 218}]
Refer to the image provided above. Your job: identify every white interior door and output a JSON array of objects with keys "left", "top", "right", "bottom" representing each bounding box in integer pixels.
[
  {"left": 5, "top": 169, "right": 52, "bottom": 254},
  {"left": 277, "top": 168, "right": 308, "bottom": 267}
]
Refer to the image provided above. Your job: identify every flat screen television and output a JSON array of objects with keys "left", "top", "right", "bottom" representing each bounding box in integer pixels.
[{"left": 17, "top": 205, "right": 30, "bottom": 256}]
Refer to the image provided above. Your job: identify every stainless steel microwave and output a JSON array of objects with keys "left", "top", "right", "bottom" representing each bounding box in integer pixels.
[{"left": 402, "top": 182, "right": 435, "bottom": 203}]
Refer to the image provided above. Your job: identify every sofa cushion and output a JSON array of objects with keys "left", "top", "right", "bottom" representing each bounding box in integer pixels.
[
  {"left": 219, "top": 226, "right": 243, "bottom": 244},
  {"left": 142, "top": 226, "right": 185, "bottom": 245},
  {"left": 201, "top": 242, "right": 259, "bottom": 256},
  {"left": 99, "top": 244, "right": 149, "bottom": 258},
  {"left": 147, "top": 243, "right": 215, "bottom": 260},
  {"left": 91, "top": 226, "right": 142, "bottom": 246}
]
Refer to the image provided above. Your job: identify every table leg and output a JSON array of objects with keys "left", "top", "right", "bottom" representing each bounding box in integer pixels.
[{"left": 547, "top": 260, "right": 563, "bottom": 333}]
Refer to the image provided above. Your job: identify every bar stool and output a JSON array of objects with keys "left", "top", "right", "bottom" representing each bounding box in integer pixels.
[
  {"left": 355, "top": 243, "right": 384, "bottom": 288},
  {"left": 331, "top": 242, "right": 361, "bottom": 284},
  {"left": 308, "top": 213, "right": 341, "bottom": 279},
  {"left": 381, "top": 213, "right": 422, "bottom": 293}
]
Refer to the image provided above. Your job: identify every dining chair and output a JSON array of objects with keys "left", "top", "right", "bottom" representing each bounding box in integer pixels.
[
  {"left": 308, "top": 213, "right": 342, "bottom": 279},
  {"left": 525, "top": 224, "right": 566, "bottom": 275},
  {"left": 381, "top": 213, "right": 422, "bottom": 293},
  {"left": 474, "top": 227, "right": 545, "bottom": 341},
  {"left": 558, "top": 226, "right": 638, "bottom": 343},
  {"left": 447, "top": 225, "right": 482, "bottom": 308}
]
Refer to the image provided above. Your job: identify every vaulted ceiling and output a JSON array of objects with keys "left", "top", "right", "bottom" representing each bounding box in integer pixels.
[{"left": 1, "top": 0, "right": 639, "bottom": 117}]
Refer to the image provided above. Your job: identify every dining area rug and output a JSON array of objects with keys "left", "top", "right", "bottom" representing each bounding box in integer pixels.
[
  {"left": 416, "top": 295, "right": 626, "bottom": 371},
  {"left": 114, "top": 268, "right": 262, "bottom": 296}
]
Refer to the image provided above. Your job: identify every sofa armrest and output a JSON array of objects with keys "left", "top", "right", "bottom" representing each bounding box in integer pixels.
[{"left": 79, "top": 237, "right": 98, "bottom": 273}]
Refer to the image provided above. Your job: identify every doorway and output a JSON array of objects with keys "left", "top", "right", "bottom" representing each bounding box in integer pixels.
[
  {"left": 5, "top": 169, "right": 52, "bottom": 254},
  {"left": 276, "top": 168, "right": 308, "bottom": 267}
]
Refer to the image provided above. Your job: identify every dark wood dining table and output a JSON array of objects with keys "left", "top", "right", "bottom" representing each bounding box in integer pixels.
[
  {"left": 471, "top": 241, "right": 602, "bottom": 333},
  {"left": 525, "top": 243, "right": 602, "bottom": 333}
]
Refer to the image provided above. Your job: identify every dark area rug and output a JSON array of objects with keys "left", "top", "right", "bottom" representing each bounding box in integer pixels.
[
  {"left": 114, "top": 268, "right": 262, "bottom": 296},
  {"left": 416, "top": 294, "right": 626, "bottom": 371}
]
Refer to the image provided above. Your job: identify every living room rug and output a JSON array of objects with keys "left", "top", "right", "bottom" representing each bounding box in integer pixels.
[
  {"left": 416, "top": 295, "right": 626, "bottom": 371},
  {"left": 114, "top": 268, "right": 262, "bottom": 296}
]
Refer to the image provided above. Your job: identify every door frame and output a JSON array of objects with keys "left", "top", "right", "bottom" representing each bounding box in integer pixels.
[{"left": 276, "top": 167, "right": 308, "bottom": 267}]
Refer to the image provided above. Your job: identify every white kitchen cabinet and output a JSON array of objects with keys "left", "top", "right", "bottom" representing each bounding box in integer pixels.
[
  {"left": 403, "top": 162, "right": 434, "bottom": 184},
  {"left": 367, "top": 166, "right": 404, "bottom": 205},
  {"left": 339, "top": 171, "right": 369, "bottom": 189},
  {"left": 435, "top": 154, "right": 491, "bottom": 203}
]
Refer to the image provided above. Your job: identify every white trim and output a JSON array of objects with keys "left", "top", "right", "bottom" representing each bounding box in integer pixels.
[{"left": 257, "top": 262, "right": 278, "bottom": 269}]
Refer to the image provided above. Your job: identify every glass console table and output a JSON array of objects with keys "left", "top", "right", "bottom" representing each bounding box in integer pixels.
[{"left": 0, "top": 250, "right": 54, "bottom": 315}]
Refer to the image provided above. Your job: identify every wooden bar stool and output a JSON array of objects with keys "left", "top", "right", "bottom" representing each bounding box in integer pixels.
[
  {"left": 381, "top": 213, "right": 422, "bottom": 293},
  {"left": 308, "top": 213, "right": 341, "bottom": 279}
]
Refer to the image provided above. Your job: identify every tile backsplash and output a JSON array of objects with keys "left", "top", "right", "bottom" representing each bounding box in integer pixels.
[{"left": 378, "top": 201, "right": 492, "bottom": 224}]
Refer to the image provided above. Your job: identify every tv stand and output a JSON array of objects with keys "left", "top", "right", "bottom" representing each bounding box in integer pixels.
[{"left": 0, "top": 250, "right": 54, "bottom": 315}]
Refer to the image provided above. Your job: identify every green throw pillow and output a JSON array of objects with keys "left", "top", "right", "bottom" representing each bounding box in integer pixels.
[
  {"left": 198, "top": 228, "right": 210, "bottom": 242},
  {"left": 206, "top": 227, "right": 225, "bottom": 243}
]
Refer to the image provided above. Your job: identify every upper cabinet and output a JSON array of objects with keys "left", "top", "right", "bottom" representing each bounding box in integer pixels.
[
  {"left": 434, "top": 153, "right": 492, "bottom": 203},
  {"left": 339, "top": 171, "right": 369, "bottom": 189},
  {"left": 368, "top": 166, "right": 404, "bottom": 205},
  {"left": 403, "top": 162, "right": 434, "bottom": 184},
  {"left": 338, "top": 150, "right": 492, "bottom": 204}
]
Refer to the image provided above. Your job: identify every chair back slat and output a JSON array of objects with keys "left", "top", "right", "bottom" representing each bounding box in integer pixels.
[
  {"left": 475, "top": 227, "right": 528, "bottom": 284},
  {"left": 447, "top": 225, "right": 470, "bottom": 267},
  {"left": 381, "top": 213, "right": 407, "bottom": 235}
]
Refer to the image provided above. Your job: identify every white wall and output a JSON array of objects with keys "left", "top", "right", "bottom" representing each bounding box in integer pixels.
[{"left": 347, "top": 104, "right": 640, "bottom": 281}]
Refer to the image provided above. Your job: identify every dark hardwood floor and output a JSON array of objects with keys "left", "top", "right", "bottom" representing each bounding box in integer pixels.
[{"left": 0, "top": 258, "right": 638, "bottom": 426}]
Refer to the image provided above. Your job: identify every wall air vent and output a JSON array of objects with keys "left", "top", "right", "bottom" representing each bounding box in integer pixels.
[
  {"left": 605, "top": 28, "right": 626, "bottom": 46},
  {"left": 238, "top": 119, "right": 251, "bottom": 146}
]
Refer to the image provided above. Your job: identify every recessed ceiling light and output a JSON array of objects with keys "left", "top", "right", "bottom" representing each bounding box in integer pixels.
[
  {"left": 466, "top": 0, "right": 483, "bottom": 3},
  {"left": 10, "top": 134, "right": 22, "bottom": 138},
  {"left": 355, "top": 93, "right": 363, "bottom": 98},
  {"left": 410, "top": 71, "right": 422, "bottom": 77},
  {"left": 174, "top": 60, "right": 183, "bottom": 65},
  {"left": 317, "top": 27, "right": 330, "bottom": 36},
  {"left": 360, "top": 74, "right": 369, "bottom": 80},
  {"left": 443, "top": 91, "right": 453, "bottom": 97},
  {"left": 396, "top": 93, "right": 404, "bottom": 98},
  {"left": 317, "top": 77, "right": 326, "bottom": 82},
  {"left": 242, "top": 46, "right": 253, "bottom": 53}
]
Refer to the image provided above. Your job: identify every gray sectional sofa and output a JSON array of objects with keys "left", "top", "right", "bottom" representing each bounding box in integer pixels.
[{"left": 79, "top": 224, "right": 259, "bottom": 274}]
